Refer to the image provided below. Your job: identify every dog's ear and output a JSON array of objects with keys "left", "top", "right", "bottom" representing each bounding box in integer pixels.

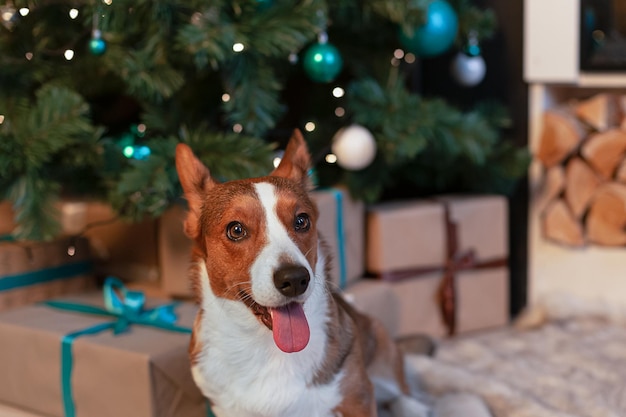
[
  {"left": 271, "top": 129, "right": 311, "bottom": 186},
  {"left": 175, "top": 143, "right": 215, "bottom": 239}
]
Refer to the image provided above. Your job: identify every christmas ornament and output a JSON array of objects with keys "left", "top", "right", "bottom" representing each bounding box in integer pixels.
[
  {"left": 450, "top": 52, "right": 486, "bottom": 87},
  {"left": 450, "top": 31, "right": 486, "bottom": 87},
  {"left": 89, "top": 30, "right": 107, "bottom": 56},
  {"left": 331, "top": 125, "right": 377, "bottom": 171},
  {"left": 303, "top": 34, "right": 343, "bottom": 83},
  {"left": 398, "top": 0, "right": 458, "bottom": 57}
]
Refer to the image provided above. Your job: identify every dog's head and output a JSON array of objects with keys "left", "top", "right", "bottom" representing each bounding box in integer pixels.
[{"left": 175, "top": 129, "right": 320, "bottom": 353}]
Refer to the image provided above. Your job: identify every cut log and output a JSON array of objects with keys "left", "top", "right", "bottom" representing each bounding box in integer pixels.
[
  {"left": 564, "top": 157, "right": 602, "bottom": 218},
  {"left": 535, "top": 110, "right": 586, "bottom": 168},
  {"left": 535, "top": 165, "right": 565, "bottom": 212},
  {"left": 619, "top": 95, "right": 626, "bottom": 130},
  {"left": 574, "top": 93, "right": 622, "bottom": 132},
  {"left": 616, "top": 160, "right": 626, "bottom": 184},
  {"left": 586, "top": 183, "right": 626, "bottom": 246},
  {"left": 580, "top": 129, "right": 626, "bottom": 179},
  {"left": 541, "top": 199, "right": 585, "bottom": 247}
]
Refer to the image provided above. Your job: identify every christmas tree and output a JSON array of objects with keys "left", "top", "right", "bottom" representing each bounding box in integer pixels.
[{"left": 0, "top": 0, "right": 528, "bottom": 241}]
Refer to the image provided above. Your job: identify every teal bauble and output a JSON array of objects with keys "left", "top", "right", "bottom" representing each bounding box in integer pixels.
[
  {"left": 89, "top": 36, "right": 107, "bottom": 56},
  {"left": 302, "top": 42, "right": 343, "bottom": 83},
  {"left": 398, "top": 0, "right": 458, "bottom": 57}
]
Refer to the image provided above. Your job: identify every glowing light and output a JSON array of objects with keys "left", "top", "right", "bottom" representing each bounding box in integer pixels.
[
  {"left": 233, "top": 43, "right": 245, "bottom": 53},
  {"left": 391, "top": 57, "right": 400, "bottom": 67},
  {"left": 18, "top": 8, "right": 29, "bottom": 16},
  {"left": 334, "top": 107, "right": 345, "bottom": 117},
  {"left": 136, "top": 123, "right": 146, "bottom": 134},
  {"left": 222, "top": 93, "right": 231, "bottom": 102},
  {"left": 273, "top": 157, "right": 282, "bottom": 168},
  {"left": 103, "top": 0, "right": 113, "bottom": 5},
  {"left": 304, "top": 122, "right": 316, "bottom": 132},
  {"left": 25, "top": 52, "right": 33, "bottom": 60},
  {"left": 405, "top": 53, "right": 416, "bottom": 64},
  {"left": 332, "top": 87, "right": 345, "bottom": 98},
  {"left": 64, "top": 50, "right": 75, "bottom": 60},
  {"left": 325, "top": 154, "right": 338, "bottom": 164},
  {"left": 67, "top": 246, "right": 76, "bottom": 256},
  {"left": 191, "top": 12, "right": 202, "bottom": 25},
  {"left": 69, "top": 9, "right": 79, "bottom": 19},
  {"left": 313, "top": 53, "right": 323, "bottom": 63},
  {"left": 393, "top": 49, "right": 405, "bottom": 59},
  {"left": 2, "top": 11, "right": 13, "bottom": 21},
  {"left": 0, "top": 115, "right": 4, "bottom": 124},
  {"left": 123, "top": 146, "right": 134, "bottom": 158},
  {"left": 233, "top": 124, "right": 243, "bottom": 133}
]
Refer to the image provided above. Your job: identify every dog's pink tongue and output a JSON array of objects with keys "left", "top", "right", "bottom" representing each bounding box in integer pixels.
[{"left": 270, "top": 303, "right": 310, "bottom": 353}]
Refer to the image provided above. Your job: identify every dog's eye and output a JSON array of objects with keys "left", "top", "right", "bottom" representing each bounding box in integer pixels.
[
  {"left": 226, "top": 222, "right": 247, "bottom": 241},
  {"left": 294, "top": 213, "right": 311, "bottom": 232}
]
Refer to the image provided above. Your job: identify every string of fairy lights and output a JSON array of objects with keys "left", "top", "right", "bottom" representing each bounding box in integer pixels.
[{"left": 1, "top": 0, "right": 478, "bottom": 171}]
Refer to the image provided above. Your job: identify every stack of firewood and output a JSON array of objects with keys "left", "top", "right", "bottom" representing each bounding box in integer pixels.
[{"left": 535, "top": 93, "right": 626, "bottom": 247}]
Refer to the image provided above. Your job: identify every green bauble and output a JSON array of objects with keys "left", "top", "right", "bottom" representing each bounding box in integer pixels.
[
  {"left": 302, "top": 42, "right": 343, "bottom": 83},
  {"left": 89, "top": 37, "right": 107, "bottom": 56}
]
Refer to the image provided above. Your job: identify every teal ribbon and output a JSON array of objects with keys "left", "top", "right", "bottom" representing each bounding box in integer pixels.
[
  {"left": 330, "top": 189, "right": 348, "bottom": 289},
  {"left": 44, "top": 277, "right": 215, "bottom": 417},
  {"left": 0, "top": 260, "right": 92, "bottom": 292}
]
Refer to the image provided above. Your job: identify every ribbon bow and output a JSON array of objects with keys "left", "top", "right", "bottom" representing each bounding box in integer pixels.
[
  {"left": 45, "top": 276, "right": 190, "bottom": 335},
  {"left": 102, "top": 277, "right": 180, "bottom": 334}
]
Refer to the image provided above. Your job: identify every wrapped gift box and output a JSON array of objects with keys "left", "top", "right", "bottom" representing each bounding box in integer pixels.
[
  {"left": 159, "top": 188, "right": 365, "bottom": 297},
  {"left": 343, "top": 279, "right": 400, "bottom": 337},
  {"left": 367, "top": 196, "right": 508, "bottom": 276},
  {"left": 80, "top": 201, "right": 160, "bottom": 283},
  {"left": 0, "top": 289, "right": 207, "bottom": 417},
  {"left": 0, "top": 200, "right": 16, "bottom": 236},
  {"left": 0, "top": 237, "right": 94, "bottom": 311},
  {"left": 158, "top": 203, "right": 194, "bottom": 297},
  {"left": 366, "top": 195, "right": 510, "bottom": 336},
  {"left": 1, "top": 199, "right": 159, "bottom": 284},
  {"left": 310, "top": 188, "right": 365, "bottom": 289},
  {"left": 387, "top": 269, "right": 508, "bottom": 338}
]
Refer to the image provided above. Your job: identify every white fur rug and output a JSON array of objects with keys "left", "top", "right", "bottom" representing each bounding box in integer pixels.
[{"left": 406, "top": 294, "right": 626, "bottom": 417}]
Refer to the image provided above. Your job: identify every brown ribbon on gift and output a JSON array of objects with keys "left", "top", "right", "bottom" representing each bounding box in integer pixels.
[{"left": 376, "top": 201, "right": 508, "bottom": 336}]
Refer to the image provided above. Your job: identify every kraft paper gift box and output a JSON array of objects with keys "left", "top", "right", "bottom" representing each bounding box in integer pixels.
[
  {"left": 0, "top": 236, "right": 94, "bottom": 312},
  {"left": 367, "top": 196, "right": 508, "bottom": 276},
  {"left": 158, "top": 203, "right": 194, "bottom": 297},
  {"left": 0, "top": 282, "right": 208, "bottom": 417},
  {"left": 366, "top": 195, "right": 509, "bottom": 336},
  {"left": 387, "top": 269, "right": 509, "bottom": 338},
  {"left": 158, "top": 188, "right": 366, "bottom": 297},
  {"left": 310, "top": 188, "right": 365, "bottom": 290},
  {"left": 80, "top": 201, "right": 160, "bottom": 283},
  {"left": 1, "top": 199, "right": 159, "bottom": 284},
  {"left": 0, "top": 200, "right": 16, "bottom": 236},
  {"left": 343, "top": 279, "right": 401, "bottom": 338}
]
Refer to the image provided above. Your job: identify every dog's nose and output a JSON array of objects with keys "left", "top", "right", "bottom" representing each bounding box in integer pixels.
[{"left": 273, "top": 265, "right": 310, "bottom": 297}]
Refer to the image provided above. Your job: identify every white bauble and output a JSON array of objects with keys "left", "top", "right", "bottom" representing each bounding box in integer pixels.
[
  {"left": 331, "top": 125, "right": 377, "bottom": 170},
  {"left": 450, "top": 52, "right": 486, "bottom": 87}
]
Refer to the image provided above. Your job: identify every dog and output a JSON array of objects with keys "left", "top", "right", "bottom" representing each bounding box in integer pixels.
[{"left": 175, "top": 129, "right": 427, "bottom": 417}]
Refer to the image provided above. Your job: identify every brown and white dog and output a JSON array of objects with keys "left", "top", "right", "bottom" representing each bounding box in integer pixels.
[{"left": 175, "top": 130, "right": 427, "bottom": 417}]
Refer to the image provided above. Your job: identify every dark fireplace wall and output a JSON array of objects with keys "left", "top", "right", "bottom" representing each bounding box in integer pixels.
[{"left": 419, "top": 0, "right": 529, "bottom": 317}]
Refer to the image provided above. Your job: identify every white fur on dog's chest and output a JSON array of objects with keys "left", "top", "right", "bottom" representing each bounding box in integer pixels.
[{"left": 192, "top": 264, "right": 343, "bottom": 417}]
